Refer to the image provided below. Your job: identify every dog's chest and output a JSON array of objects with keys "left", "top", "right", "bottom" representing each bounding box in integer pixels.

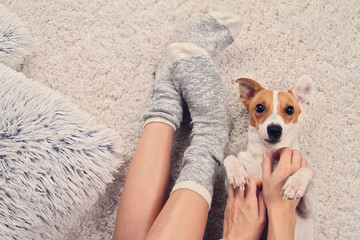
[
  {"left": 238, "top": 151, "right": 264, "bottom": 179},
  {"left": 238, "top": 151, "right": 279, "bottom": 180}
]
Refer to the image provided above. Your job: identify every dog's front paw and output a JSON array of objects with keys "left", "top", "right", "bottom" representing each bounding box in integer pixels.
[
  {"left": 224, "top": 155, "right": 249, "bottom": 190},
  {"left": 282, "top": 176, "right": 306, "bottom": 200},
  {"left": 282, "top": 168, "right": 313, "bottom": 200}
]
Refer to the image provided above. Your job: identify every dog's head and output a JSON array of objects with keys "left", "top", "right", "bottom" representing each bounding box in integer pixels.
[{"left": 236, "top": 75, "right": 312, "bottom": 146}]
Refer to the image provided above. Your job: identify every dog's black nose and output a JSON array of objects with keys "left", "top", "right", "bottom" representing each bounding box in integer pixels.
[{"left": 267, "top": 124, "right": 282, "bottom": 140}]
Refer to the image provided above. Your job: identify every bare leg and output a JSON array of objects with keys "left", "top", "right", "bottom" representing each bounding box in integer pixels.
[
  {"left": 145, "top": 189, "right": 209, "bottom": 240},
  {"left": 114, "top": 121, "right": 210, "bottom": 240},
  {"left": 113, "top": 122, "right": 174, "bottom": 240}
]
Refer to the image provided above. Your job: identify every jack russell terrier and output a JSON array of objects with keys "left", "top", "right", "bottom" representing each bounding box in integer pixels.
[{"left": 224, "top": 76, "right": 318, "bottom": 240}]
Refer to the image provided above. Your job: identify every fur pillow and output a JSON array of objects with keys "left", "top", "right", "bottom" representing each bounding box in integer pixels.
[
  {"left": 0, "top": 4, "right": 32, "bottom": 71},
  {"left": 0, "top": 64, "right": 123, "bottom": 239}
]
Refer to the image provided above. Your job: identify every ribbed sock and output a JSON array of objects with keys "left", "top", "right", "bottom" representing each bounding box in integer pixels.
[{"left": 168, "top": 12, "right": 242, "bottom": 209}]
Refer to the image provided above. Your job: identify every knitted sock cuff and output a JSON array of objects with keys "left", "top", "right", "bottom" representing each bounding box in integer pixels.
[
  {"left": 171, "top": 180, "right": 213, "bottom": 210},
  {"left": 143, "top": 116, "right": 177, "bottom": 131}
]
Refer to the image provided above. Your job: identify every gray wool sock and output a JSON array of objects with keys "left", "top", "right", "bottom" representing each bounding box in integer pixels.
[
  {"left": 167, "top": 12, "right": 242, "bottom": 209},
  {"left": 143, "top": 60, "right": 184, "bottom": 131},
  {"left": 169, "top": 51, "right": 231, "bottom": 209},
  {"left": 143, "top": 12, "right": 242, "bottom": 132},
  {"left": 179, "top": 11, "right": 242, "bottom": 57}
]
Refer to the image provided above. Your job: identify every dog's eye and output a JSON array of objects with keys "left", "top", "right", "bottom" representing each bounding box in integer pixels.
[
  {"left": 256, "top": 104, "right": 265, "bottom": 113},
  {"left": 285, "top": 106, "right": 294, "bottom": 115}
]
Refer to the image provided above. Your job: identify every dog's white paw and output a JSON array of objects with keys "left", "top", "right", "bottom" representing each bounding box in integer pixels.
[
  {"left": 282, "top": 167, "right": 313, "bottom": 201},
  {"left": 224, "top": 155, "right": 249, "bottom": 190},
  {"left": 282, "top": 174, "right": 307, "bottom": 200}
]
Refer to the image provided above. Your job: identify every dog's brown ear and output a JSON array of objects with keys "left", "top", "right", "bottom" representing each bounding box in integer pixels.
[{"left": 235, "top": 78, "right": 264, "bottom": 111}]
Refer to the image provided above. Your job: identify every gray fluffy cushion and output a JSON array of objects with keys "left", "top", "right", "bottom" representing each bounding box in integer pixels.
[
  {"left": 0, "top": 4, "right": 32, "bottom": 71},
  {"left": 0, "top": 64, "right": 123, "bottom": 239}
]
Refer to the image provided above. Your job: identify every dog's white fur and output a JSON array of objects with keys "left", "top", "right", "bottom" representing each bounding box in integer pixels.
[{"left": 224, "top": 75, "right": 318, "bottom": 240}]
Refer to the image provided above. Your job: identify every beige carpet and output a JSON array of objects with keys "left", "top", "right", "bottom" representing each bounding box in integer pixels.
[{"left": 3, "top": 0, "right": 359, "bottom": 239}]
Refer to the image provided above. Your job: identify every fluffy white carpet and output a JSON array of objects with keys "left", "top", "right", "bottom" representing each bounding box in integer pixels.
[{"left": 2, "top": 0, "right": 359, "bottom": 239}]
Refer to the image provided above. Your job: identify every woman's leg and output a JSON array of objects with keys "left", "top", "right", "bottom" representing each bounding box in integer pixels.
[
  {"left": 145, "top": 189, "right": 209, "bottom": 240},
  {"left": 145, "top": 12, "right": 243, "bottom": 239},
  {"left": 113, "top": 122, "right": 174, "bottom": 240}
]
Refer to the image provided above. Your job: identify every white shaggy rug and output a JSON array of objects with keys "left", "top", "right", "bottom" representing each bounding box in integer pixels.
[{"left": 2, "top": 0, "right": 359, "bottom": 239}]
